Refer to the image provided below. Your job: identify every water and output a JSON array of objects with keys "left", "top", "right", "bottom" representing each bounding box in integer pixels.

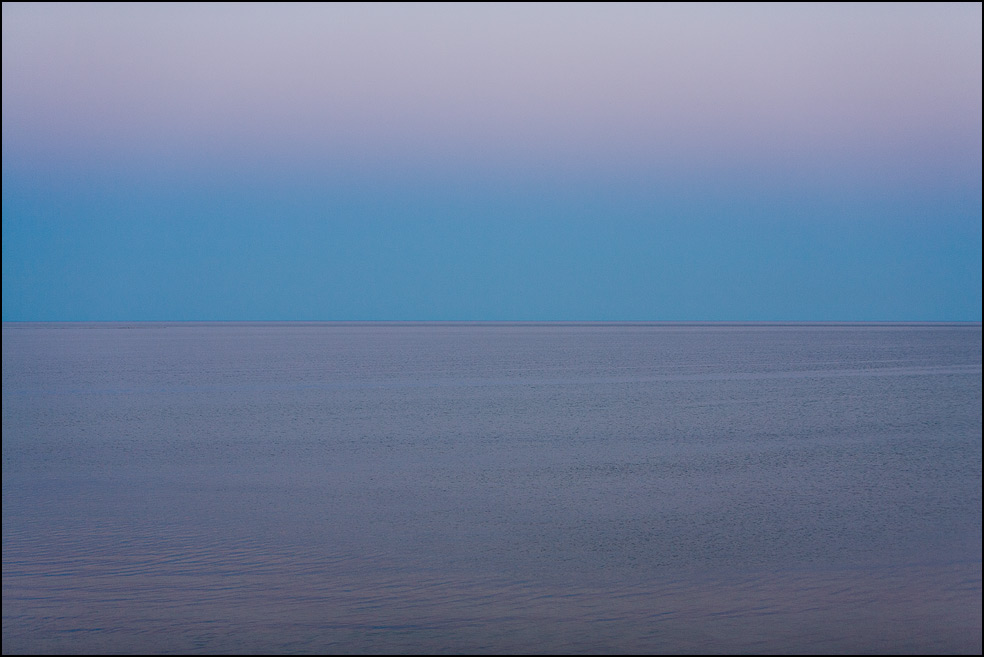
[{"left": 3, "top": 322, "right": 981, "bottom": 654}]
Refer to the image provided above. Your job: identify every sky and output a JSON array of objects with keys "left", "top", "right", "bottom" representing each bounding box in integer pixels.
[{"left": 2, "top": 2, "right": 981, "bottom": 321}]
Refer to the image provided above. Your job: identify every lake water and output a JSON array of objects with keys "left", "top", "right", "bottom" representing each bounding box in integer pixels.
[{"left": 2, "top": 322, "right": 981, "bottom": 654}]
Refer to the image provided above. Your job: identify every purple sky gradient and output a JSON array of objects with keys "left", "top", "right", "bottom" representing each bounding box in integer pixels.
[{"left": 5, "top": 3, "right": 979, "bottom": 182}]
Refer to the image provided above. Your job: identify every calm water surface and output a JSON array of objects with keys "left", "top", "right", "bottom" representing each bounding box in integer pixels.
[{"left": 3, "top": 323, "right": 981, "bottom": 654}]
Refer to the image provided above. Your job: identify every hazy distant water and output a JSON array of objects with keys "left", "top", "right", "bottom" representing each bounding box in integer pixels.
[{"left": 3, "top": 322, "right": 980, "bottom": 654}]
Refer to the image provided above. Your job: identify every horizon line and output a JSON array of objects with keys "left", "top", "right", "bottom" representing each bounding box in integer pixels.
[{"left": 3, "top": 319, "right": 981, "bottom": 326}]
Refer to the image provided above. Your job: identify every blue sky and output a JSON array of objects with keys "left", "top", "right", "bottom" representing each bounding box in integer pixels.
[{"left": 2, "top": 2, "right": 981, "bottom": 321}]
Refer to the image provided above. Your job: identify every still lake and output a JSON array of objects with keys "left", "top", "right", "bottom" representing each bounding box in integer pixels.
[{"left": 2, "top": 322, "right": 981, "bottom": 654}]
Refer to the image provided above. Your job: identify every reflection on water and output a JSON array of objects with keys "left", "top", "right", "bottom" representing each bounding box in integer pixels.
[
  {"left": 3, "top": 518, "right": 979, "bottom": 654},
  {"left": 3, "top": 323, "right": 981, "bottom": 654},
  {"left": 4, "top": 513, "right": 980, "bottom": 655}
]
